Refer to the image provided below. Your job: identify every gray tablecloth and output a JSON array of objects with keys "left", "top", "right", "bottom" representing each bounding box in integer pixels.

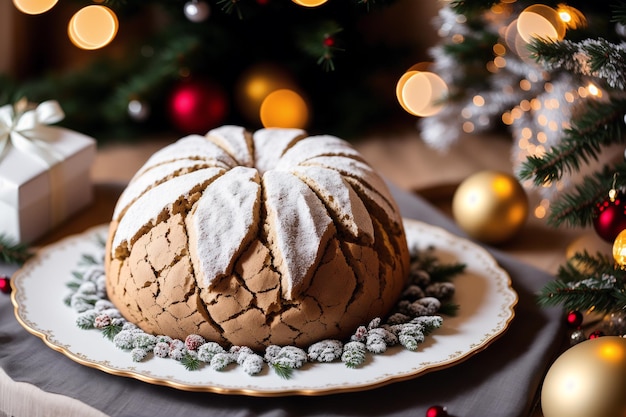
[{"left": 0, "top": 184, "right": 565, "bottom": 417}]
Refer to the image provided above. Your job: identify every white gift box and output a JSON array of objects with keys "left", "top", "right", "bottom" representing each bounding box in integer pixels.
[{"left": 0, "top": 102, "right": 96, "bottom": 244}]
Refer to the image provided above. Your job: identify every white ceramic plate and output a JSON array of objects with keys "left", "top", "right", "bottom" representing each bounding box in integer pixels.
[{"left": 12, "top": 219, "right": 517, "bottom": 396}]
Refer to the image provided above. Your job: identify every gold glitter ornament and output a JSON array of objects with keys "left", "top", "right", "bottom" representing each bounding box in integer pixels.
[
  {"left": 541, "top": 336, "right": 626, "bottom": 417},
  {"left": 451, "top": 171, "right": 528, "bottom": 244},
  {"left": 612, "top": 229, "right": 626, "bottom": 268}
]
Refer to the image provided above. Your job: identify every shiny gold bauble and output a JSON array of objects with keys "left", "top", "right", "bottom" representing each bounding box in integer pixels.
[
  {"left": 612, "top": 229, "right": 626, "bottom": 268},
  {"left": 541, "top": 336, "right": 626, "bottom": 417},
  {"left": 451, "top": 170, "right": 528, "bottom": 244},
  {"left": 235, "top": 63, "right": 296, "bottom": 124}
]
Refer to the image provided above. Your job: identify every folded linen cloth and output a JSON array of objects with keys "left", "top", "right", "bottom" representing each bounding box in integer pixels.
[{"left": 0, "top": 183, "right": 565, "bottom": 417}]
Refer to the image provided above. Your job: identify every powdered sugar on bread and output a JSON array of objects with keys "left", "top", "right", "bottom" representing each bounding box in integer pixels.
[{"left": 105, "top": 126, "right": 409, "bottom": 349}]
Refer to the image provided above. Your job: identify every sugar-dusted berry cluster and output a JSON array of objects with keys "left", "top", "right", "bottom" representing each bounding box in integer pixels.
[{"left": 66, "top": 237, "right": 462, "bottom": 379}]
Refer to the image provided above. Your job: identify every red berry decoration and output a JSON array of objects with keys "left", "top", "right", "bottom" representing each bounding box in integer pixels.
[
  {"left": 588, "top": 330, "right": 605, "bottom": 339},
  {"left": 426, "top": 405, "right": 448, "bottom": 417},
  {"left": 593, "top": 196, "right": 626, "bottom": 243},
  {"left": 323, "top": 36, "right": 335, "bottom": 47},
  {"left": 0, "top": 276, "right": 10, "bottom": 294},
  {"left": 566, "top": 310, "right": 583, "bottom": 328},
  {"left": 167, "top": 78, "right": 228, "bottom": 134}
]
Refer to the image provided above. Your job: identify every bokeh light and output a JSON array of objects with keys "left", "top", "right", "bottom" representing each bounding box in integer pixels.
[
  {"left": 517, "top": 5, "right": 565, "bottom": 43},
  {"left": 260, "top": 89, "right": 309, "bottom": 129},
  {"left": 12, "top": 0, "right": 58, "bottom": 15},
  {"left": 292, "top": 0, "right": 328, "bottom": 7},
  {"left": 396, "top": 70, "right": 448, "bottom": 117},
  {"left": 235, "top": 63, "right": 296, "bottom": 124},
  {"left": 68, "top": 5, "right": 119, "bottom": 50}
]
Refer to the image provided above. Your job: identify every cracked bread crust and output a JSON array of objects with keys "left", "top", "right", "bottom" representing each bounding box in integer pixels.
[{"left": 105, "top": 126, "right": 409, "bottom": 350}]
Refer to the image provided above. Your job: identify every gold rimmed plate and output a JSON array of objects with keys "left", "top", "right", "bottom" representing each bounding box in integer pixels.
[{"left": 11, "top": 219, "right": 517, "bottom": 396}]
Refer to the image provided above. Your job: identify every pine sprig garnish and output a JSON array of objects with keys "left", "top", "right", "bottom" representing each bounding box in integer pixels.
[
  {"left": 78, "top": 254, "right": 100, "bottom": 266},
  {"left": 0, "top": 234, "right": 31, "bottom": 265},
  {"left": 409, "top": 249, "right": 466, "bottom": 282},
  {"left": 181, "top": 352, "right": 202, "bottom": 371},
  {"left": 438, "top": 302, "right": 460, "bottom": 317},
  {"left": 271, "top": 363, "right": 293, "bottom": 379},
  {"left": 428, "top": 263, "right": 467, "bottom": 283},
  {"left": 102, "top": 323, "right": 123, "bottom": 340}
]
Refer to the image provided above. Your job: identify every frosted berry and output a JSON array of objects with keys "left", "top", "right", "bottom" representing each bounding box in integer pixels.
[
  {"left": 426, "top": 405, "right": 448, "bottom": 417},
  {"left": 0, "top": 276, "right": 10, "bottom": 294}
]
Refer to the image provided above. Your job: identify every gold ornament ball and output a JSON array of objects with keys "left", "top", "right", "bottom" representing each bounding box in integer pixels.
[
  {"left": 451, "top": 170, "right": 528, "bottom": 244},
  {"left": 612, "top": 229, "right": 626, "bottom": 268},
  {"left": 541, "top": 336, "right": 626, "bottom": 417}
]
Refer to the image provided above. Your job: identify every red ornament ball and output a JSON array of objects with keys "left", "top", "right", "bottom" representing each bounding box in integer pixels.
[
  {"left": 589, "top": 330, "right": 605, "bottom": 339},
  {"left": 167, "top": 78, "right": 228, "bottom": 134},
  {"left": 566, "top": 310, "right": 583, "bottom": 328},
  {"left": 0, "top": 276, "right": 10, "bottom": 294},
  {"left": 593, "top": 196, "right": 626, "bottom": 243},
  {"left": 323, "top": 36, "right": 335, "bottom": 47},
  {"left": 426, "top": 405, "right": 448, "bottom": 417}
]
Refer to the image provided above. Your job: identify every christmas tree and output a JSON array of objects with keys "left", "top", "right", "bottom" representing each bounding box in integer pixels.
[
  {"left": 2, "top": 0, "right": 432, "bottom": 141},
  {"left": 413, "top": 0, "right": 626, "bottom": 336}
]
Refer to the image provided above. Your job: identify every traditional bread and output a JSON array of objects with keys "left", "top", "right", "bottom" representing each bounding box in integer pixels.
[{"left": 105, "top": 126, "right": 409, "bottom": 350}]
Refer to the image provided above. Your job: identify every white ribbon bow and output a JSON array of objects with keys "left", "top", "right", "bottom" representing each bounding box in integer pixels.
[{"left": 0, "top": 100, "right": 65, "bottom": 167}]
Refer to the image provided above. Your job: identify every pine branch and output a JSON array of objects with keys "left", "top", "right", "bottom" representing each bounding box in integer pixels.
[
  {"left": 537, "top": 275, "right": 626, "bottom": 314},
  {"left": 611, "top": 3, "right": 626, "bottom": 25},
  {"left": 217, "top": 0, "right": 243, "bottom": 19},
  {"left": 297, "top": 21, "right": 344, "bottom": 72},
  {"left": 542, "top": 164, "right": 626, "bottom": 228},
  {"left": 557, "top": 251, "right": 618, "bottom": 282},
  {"left": 449, "top": 0, "right": 499, "bottom": 16},
  {"left": 538, "top": 249, "right": 626, "bottom": 313},
  {"left": 530, "top": 38, "right": 626, "bottom": 89},
  {"left": 518, "top": 98, "right": 626, "bottom": 187},
  {"left": 0, "top": 234, "right": 31, "bottom": 265}
]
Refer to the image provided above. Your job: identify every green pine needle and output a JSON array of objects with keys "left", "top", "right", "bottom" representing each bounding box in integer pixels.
[
  {"left": 428, "top": 263, "right": 467, "bottom": 282},
  {"left": 79, "top": 254, "right": 99, "bottom": 266},
  {"left": 66, "top": 281, "right": 81, "bottom": 290},
  {"left": 438, "top": 303, "right": 460, "bottom": 317},
  {"left": 181, "top": 352, "right": 202, "bottom": 371},
  {"left": 271, "top": 363, "right": 293, "bottom": 379},
  {"left": 0, "top": 234, "right": 31, "bottom": 265},
  {"left": 612, "top": 3, "right": 626, "bottom": 25},
  {"left": 102, "top": 324, "right": 123, "bottom": 340},
  {"left": 449, "top": 0, "right": 499, "bottom": 16},
  {"left": 217, "top": 0, "right": 243, "bottom": 19}
]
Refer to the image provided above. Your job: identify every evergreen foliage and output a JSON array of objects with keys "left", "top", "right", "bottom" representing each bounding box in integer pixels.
[{"left": 3, "top": 0, "right": 414, "bottom": 140}]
